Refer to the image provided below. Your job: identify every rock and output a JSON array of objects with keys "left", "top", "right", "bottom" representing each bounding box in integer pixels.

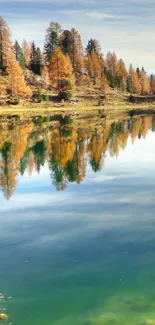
[{"left": 0, "top": 313, "right": 8, "bottom": 320}]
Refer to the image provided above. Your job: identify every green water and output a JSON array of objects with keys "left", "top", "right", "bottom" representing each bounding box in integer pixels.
[{"left": 1, "top": 114, "right": 155, "bottom": 324}]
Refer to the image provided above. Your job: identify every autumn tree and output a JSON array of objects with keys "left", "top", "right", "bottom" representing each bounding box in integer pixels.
[
  {"left": 0, "top": 16, "right": 12, "bottom": 73},
  {"left": 150, "top": 74, "right": 155, "bottom": 94},
  {"left": 105, "top": 51, "right": 117, "bottom": 88},
  {"left": 127, "top": 64, "right": 141, "bottom": 94},
  {"left": 14, "top": 40, "right": 25, "bottom": 69},
  {"left": 116, "top": 58, "right": 128, "bottom": 90},
  {"left": 49, "top": 47, "right": 74, "bottom": 99},
  {"left": 60, "top": 28, "right": 84, "bottom": 74},
  {"left": 86, "top": 50, "right": 103, "bottom": 84},
  {"left": 22, "top": 39, "right": 31, "bottom": 68},
  {"left": 0, "top": 75, "right": 7, "bottom": 96},
  {"left": 69, "top": 28, "right": 84, "bottom": 74},
  {"left": 7, "top": 51, "right": 32, "bottom": 97},
  {"left": 30, "top": 41, "right": 42, "bottom": 75},
  {"left": 44, "top": 22, "right": 62, "bottom": 63},
  {"left": 139, "top": 70, "right": 150, "bottom": 95}
]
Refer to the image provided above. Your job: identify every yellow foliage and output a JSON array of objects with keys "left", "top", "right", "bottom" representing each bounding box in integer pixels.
[
  {"left": 0, "top": 76, "right": 7, "bottom": 96},
  {"left": 7, "top": 52, "right": 32, "bottom": 97},
  {"left": 49, "top": 47, "right": 74, "bottom": 91}
]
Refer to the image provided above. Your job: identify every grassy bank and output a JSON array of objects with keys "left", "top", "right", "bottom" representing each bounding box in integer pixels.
[{"left": 1, "top": 87, "right": 155, "bottom": 119}]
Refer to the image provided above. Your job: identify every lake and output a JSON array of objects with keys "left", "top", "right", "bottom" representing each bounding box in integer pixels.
[{"left": 1, "top": 113, "right": 155, "bottom": 325}]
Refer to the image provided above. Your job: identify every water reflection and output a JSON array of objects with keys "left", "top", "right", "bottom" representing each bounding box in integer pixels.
[
  {"left": 1, "top": 114, "right": 155, "bottom": 324},
  {"left": 0, "top": 114, "right": 154, "bottom": 199}
]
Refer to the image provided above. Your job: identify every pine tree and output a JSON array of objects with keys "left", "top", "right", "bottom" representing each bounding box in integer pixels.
[
  {"left": 30, "top": 41, "right": 42, "bottom": 75},
  {"left": 86, "top": 39, "right": 101, "bottom": 55},
  {"left": 0, "top": 16, "right": 12, "bottom": 73},
  {"left": 44, "top": 22, "right": 62, "bottom": 63},
  {"left": 61, "top": 30, "right": 72, "bottom": 55},
  {"left": 14, "top": 40, "right": 25, "bottom": 69}
]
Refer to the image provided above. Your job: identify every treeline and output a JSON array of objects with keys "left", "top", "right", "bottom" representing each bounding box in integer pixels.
[{"left": 0, "top": 16, "right": 155, "bottom": 101}]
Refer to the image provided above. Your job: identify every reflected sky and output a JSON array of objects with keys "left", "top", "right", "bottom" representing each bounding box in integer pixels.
[{"left": 1, "top": 117, "right": 155, "bottom": 324}]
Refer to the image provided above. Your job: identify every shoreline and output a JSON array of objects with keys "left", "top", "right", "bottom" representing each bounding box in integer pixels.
[{"left": 1, "top": 102, "right": 155, "bottom": 118}]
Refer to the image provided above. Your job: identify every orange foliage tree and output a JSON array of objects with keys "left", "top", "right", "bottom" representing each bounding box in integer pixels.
[
  {"left": 49, "top": 47, "right": 74, "bottom": 98},
  {"left": 0, "top": 16, "right": 12, "bottom": 73},
  {"left": 7, "top": 52, "right": 32, "bottom": 97}
]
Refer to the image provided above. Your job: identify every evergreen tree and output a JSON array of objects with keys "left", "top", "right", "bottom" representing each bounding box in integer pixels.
[
  {"left": 86, "top": 39, "right": 101, "bottom": 55},
  {"left": 61, "top": 30, "right": 72, "bottom": 55},
  {"left": 30, "top": 42, "right": 42, "bottom": 75},
  {"left": 44, "top": 22, "right": 62, "bottom": 63},
  {"left": 136, "top": 67, "right": 140, "bottom": 76},
  {"left": 14, "top": 40, "right": 25, "bottom": 69}
]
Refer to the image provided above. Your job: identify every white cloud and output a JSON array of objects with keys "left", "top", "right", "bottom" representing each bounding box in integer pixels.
[{"left": 85, "top": 12, "right": 116, "bottom": 21}]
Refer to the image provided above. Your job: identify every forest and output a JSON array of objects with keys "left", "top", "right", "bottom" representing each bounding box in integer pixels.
[{"left": 0, "top": 16, "right": 155, "bottom": 106}]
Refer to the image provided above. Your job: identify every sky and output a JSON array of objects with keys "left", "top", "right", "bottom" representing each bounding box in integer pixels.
[{"left": 0, "top": 0, "right": 155, "bottom": 72}]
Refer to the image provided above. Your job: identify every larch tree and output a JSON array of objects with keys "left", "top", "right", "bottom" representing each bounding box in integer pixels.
[
  {"left": 105, "top": 51, "right": 117, "bottom": 88},
  {"left": 0, "top": 16, "right": 12, "bottom": 73},
  {"left": 60, "top": 28, "right": 84, "bottom": 74},
  {"left": 7, "top": 51, "right": 32, "bottom": 97},
  {"left": 127, "top": 64, "right": 141, "bottom": 94},
  {"left": 44, "top": 22, "right": 62, "bottom": 63},
  {"left": 116, "top": 59, "right": 128, "bottom": 91},
  {"left": 0, "top": 76, "right": 7, "bottom": 96},
  {"left": 150, "top": 74, "right": 155, "bottom": 94},
  {"left": 22, "top": 39, "right": 31, "bottom": 68},
  {"left": 86, "top": 50, "right": 102, "bottom": 84},
  {"left": 139, "top": 70, "right": 150, "bottom": 95},
  {"left": 49, "top": 47, "right": 74, "bottom": 99},
  {"left": 69, "top": 28, "right": 84, "bottom": 74}
]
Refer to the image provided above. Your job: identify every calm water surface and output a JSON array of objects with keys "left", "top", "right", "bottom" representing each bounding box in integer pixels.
[{"left": 1, "top": 114, "right": 155, "bottom": 324}]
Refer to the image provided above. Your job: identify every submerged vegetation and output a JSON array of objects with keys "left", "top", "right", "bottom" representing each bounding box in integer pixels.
[
  {"left": 89, "top": 295, "right": 155, "bottom": 325},
  {"left": 0, "top": 16, "right": 155, "bottom": 110}
]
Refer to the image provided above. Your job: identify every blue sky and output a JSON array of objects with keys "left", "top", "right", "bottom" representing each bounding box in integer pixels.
[{"left": 0, "top": 0, "right": 155, "bottom": 72}]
